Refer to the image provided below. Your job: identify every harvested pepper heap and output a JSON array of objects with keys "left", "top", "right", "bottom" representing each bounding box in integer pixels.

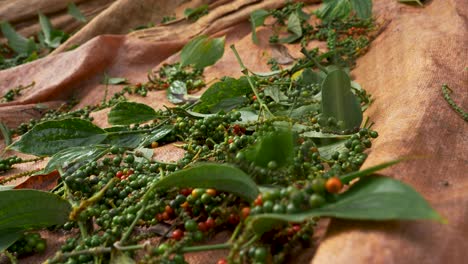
[{"left": 0, "top": 1, "right": 444, "bottom": 264}]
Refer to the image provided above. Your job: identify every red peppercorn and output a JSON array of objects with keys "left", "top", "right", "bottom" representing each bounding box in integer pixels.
[
  {"left": 254, "top": 195, "right": 263, "bottom": 206},
  {"left": 198, "top": 222, "right": 208, "bottom": 232},
  {"left": 161, "top": 212, "right": 170, "bottom": 221},
  {"left": 165, "top": 205, "right": 174, "bottom": 215},
  {"left": 172, "top": 229, "right": 184, "bottom": 241},
  {"left": 115, "top": 171, "right": 123, "bottom": 179},
  {"left": 156, "top": 213, "right": 163, "bottom": 221},
  {"left": 217, "top": 259, "right": 228, "bottom": 264},
  {"left": 293, "top": 224, "right": 301, "bottom": 233},
  {"left": 180, "top": 188, "right": 192, "bottom": 196},
  {"left": 228, "top": 213, "right": 240, "bottom": 225},
  {"left": 205, "top": 217, "right": 215, "bottom": 229}
]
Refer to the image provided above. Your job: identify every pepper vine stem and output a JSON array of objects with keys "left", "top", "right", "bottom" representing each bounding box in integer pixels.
[
  {"left": 230, "top": 44, "right": 274, "bottom": 118},
  {"left": 441, "top": 84, "right": 468, "bottom": 121},
  {"left": 69, "top": 178, "right": 117, "bottom": 220},
  {"left": 181, "top": 243, "right": 231, "bottom": 253}
]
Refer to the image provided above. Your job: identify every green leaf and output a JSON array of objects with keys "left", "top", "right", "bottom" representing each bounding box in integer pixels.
[
  {"left": 103, "top": 127, "right": 143, "bottom": 148},
  {"left": 250, "top": 9, "right": 269, "bottom": 44},
  {"left": 274, "top": 105, "right": 319, "bottom": 119},
  {"left": 39, "top": 13, "right": 53, "bottom": 45},
  {"left": 316, "top": 0, "right": 352, "bottom": 21},
  {"left": 67, "top": 2, "right": 87, "bottom": 22},
  {"left": 43, "top": 145, "right": 109, "bottom": 174},
  {"left": 340, "top": 159, "right": 404, "bottom": 184},
  {"left": 133, "top": 147, "right": 154, "bottom": 162},
  {"left": 398, "top": 0, "right": 424, "bottom": 6},
  {"left": 103, "top": 77, "right": 128, "bottom": 85},
  {"left": 110, "top": 251, "right": 135, "bottom": 264},
  {"left": 0, "top": 190, "right": 71, "bottom": 251},
  {"left": 166, "top": 80, "right": 199, "bottom": 104},
  {"left": 180, "top": 35, "right": 225, "bottom": 69},
  {"left": 194, "top": 77, "right": 251, "bottom": 113},
  {"left": 318, "top": 140, "right": 347, "bottom": 159},
  {"left": 243, "top": 129, "right": 294, "bottom": 168},
  {"left": 0, "top": 229, "right": 22, "bottom": 252},
  {"left": 238, "top": 110, "right": 259, "bottom": 124},
  {"left": 299, "top": 68, "right": 325, "bottom": 86},
  {"left": 0, "top": 122, "right": 12, "bottom": 146},
  {"left": 0, "top": 185, "right": 15, "bottom": 191},
  {"left": 350, "top": 0, "right": 372, "bottom": 19},
  {"left": 316, "top": 0, "right": 372, "bottom": 21},
  {"left": 0, "top": 22, "right": 37, "bottom": 54},
  {"left": 184, "top": 4, "right": 209, "bottom": 20},
  {"left": 155, "top": 163, "right": 259, "bottom": 203},
  {"left": 248, "top": 176, "right": 445, "bottom": 236},
  {"left": 264, "top": 86, "right": 288, "bottom": 103},
  {"left": 108, "top": 102, "right": 158, "bottom": 125},
  {"left": 302, "top": 130, "right": 351, "bottom": 139},
  {"left": 280, "top": 12, "right": 303, "bottom": 43},
  {"left": 321, "top": 69, "right": 363, "bottom": 130},
  {"left": 211, "top": 97, "right": 248, "bottom": 113},
  {"left": 38, "top": 13, "right": 67, "bottom": 49},
  {"left": 9, "top": 119, "right": 107, "bottom": 156},
  {"left": 139, "top": 125, "right": 174, "bottom": 147}
]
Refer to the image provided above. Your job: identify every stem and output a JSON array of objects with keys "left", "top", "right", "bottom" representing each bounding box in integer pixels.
[
  {"left": 78, "top": 221, "right": 89, "bottom": 238},
  {"left": 3, "top": 250, "right": 18, "bottom": 264},
  {"left": 114, "top": 241, "right": 147, "bottom": 251},
  {"left": 230, "top": 45, "right": 274, "bottom": 118},
  {"left": 442, "top": 84, "right": 468, "bottom": 121},
  {"left": 300, "top": 47, "right": 328, "bottom": 74},
  {"left": 241, "top": 235, "right": 259, "bottom": 249},
  {"left": 106, "top": 129, "right": 153, "bottom": 136},
  {"left": 181, "top": 243, "right": 231, "bottom": 253},
  {"left": 119, "top": 169, "right": 164, "bottom": 245},
  {"left": 0, "top": 168, "right": 41, "bottom": 184},
  {"left": 69, "top": 178, "right": 117, "bottom": 220},
  {"left": 229, "top": 222, "right": 243, "bottom": 243},
  {"left": 18, "top": 157, "right": 44, "bottom": 163},
  {"left": 44, "top": 247, "right": 112, "bottom": 264}
]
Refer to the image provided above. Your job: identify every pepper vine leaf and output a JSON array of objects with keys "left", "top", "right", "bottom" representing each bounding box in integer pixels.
[
  {"left": 250, "top": 9, "right": 270, "bottom": 44},
  {"left": 193, "top": 77, "right": 251, "bottom": 113},
  {"left": 248, "top": 175, "right": 445, "bottom": 236},
  {"left": 0, "top": 22, "right": 37, "bottom": 54},
  {"left": 9, "top": 119, "right": 107, "bottom": 156},
  {"left": 0, "top": 190, "right": 71, "bottom": 251},
  {"left": 180, "top": 35, "right": 225, "bottom": 69},
  {"left": 155, "top": 163, "right": 259, "bottom": 203},
  {"left": 108, "top": 101, "right": 158, "bottom": 125},
  {"left": 321, "top": 69, "right": 363, "bottom": 131}
]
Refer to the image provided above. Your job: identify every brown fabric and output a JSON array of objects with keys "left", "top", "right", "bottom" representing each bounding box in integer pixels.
[
  {"left": 1, "top": 0, "right": 467, "bottom": 263},
  {"left": 0, "top": 0, "right": 115, "bottom": 40},
  {"left": 312, "top": 1, "right": 468, "bottom": 263}
]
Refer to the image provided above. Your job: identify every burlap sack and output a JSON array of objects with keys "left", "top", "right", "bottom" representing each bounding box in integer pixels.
[{"left": 0, "top": 0, "right": 467, "bottom": 263}]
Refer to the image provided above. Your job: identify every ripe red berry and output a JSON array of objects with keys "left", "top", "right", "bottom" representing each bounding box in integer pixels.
[
  {"left": 172, "top": 229, "right": 184, "bottom": 241},
  {"left": 115, "top": 171, "right": 123, "bottom": 179},
  {"left": 198, "top": 222, "right": 208, "bottom": 232},
  {"left": 205, "top": 217, "right": 215, "bottom": 229},
  {"left": 217, "top": 259, "right": 228, "bottom": 264}
]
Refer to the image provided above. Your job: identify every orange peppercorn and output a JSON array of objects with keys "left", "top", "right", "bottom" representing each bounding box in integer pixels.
[
  {"left": 325, "top": 177, "right": 343, "bottom": 193},
  {"left": 206, "top": 188, "right": 217, "bottom": 196},
  {"left": 241, "top": 207, "right": 251, "bottom": 219}
]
